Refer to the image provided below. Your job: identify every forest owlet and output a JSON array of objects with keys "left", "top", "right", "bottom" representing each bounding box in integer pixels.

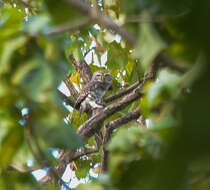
[{"left": 75, "top": 70, "right": 112, "bottom": 116}]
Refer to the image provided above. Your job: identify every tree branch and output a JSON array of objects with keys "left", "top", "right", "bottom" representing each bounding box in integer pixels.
[
  {"left": 64, "top": 0, "right": 136, "bottom": 46},
  {"left": 104, "top": 77, "right": 148, "bottom": 103},
  {"left": 156, "top": 54, "right": 187, "bottom": 74},
  {"left": 100, "top": 108, "right": 141, "bottom": 173},
  {"left": 58, "top": 146, "right": 99, "bottom": 164},
  {"left": 125, "top": 15, "right": 164, "bottom": 24},
  {"left": 104, "top": 108, "right": 141, "bottom": 142},
  {"left": 103, "top": 54, "right": 170, "bottom": 104},
  {"left": 72, "top": 147, "right": 99, "bottom": 160},
  {"left": 44, "top": 18, "right": 92, "bottom": 36},
  {"left": 57, "top": 89, "right": 76, "bottom": 108},
  {"left": 7, "top": 164, "right": 40, "bottom": 173},
  {"left": 40, "top": 147, "right": 99, "bottom": 184},
  {"left": 69, "top": 54, "right": 92, "bottom": 84},
  {"left": 77, "top": 86, "right": 143, "bottom": 141},
  {"left": 64, "top": 75, "right": 79, "bottom": 100}
]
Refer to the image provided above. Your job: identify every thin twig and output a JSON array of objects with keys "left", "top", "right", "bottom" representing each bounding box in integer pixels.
[
  {"left": 69, "top": 54, "right": 92, "bottom": 84},
  {"left": 44, "top": 18, "right": 92, "bottom": 36},
  {"left": 104, "top": 74, "right": 152, "bottom": 103},
  {"left": 83, "top": 47, "right": 95, "bottom": 57},
  {"left": 72, "top": 147, "right": 99, "bottom": 160},
  {"left": 190, "top": 172, "right": 210, "bottom": 185},
  {"left": 26, "top": 116, "right": 71, "bottom": 189},
  {"left": 57, "top": 89, "right": 76, "bottom": 108},
  {"left": 7, "top": 165, "right": 40, "bottom": 173},
  {"left": 125, "top": 15, "right": 164, "bottom": 24},
  {"left": 64, "top": 76, "right": 79, "bottom": 100},
  {"left": 155, "top": 54, "right": 187, "bottom": 74}
]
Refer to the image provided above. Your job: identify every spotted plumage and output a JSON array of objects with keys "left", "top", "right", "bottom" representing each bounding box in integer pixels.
[{"left": 75, "top": 70, "right": 112, "bottom": 115}]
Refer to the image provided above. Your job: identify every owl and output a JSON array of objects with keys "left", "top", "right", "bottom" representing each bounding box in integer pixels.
[{"left": 75, "top": 70, "right": 112, "bottom": 116}]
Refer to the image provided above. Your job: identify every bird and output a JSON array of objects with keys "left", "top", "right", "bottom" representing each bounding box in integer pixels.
[{"left": 75, "top": 70, "right": 112, "bottom": 116}]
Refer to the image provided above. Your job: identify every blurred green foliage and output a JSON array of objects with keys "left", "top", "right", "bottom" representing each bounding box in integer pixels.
[{"left": 0, "top": 0, "right": 210, "bottom": 190}]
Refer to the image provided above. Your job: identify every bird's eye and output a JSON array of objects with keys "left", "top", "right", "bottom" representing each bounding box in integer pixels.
[
  {"left": 105, "top": 74, "right": 112, "bottom": 81},
  {"left": 96, "top": 75, "right": 101, "bottom": 79}
]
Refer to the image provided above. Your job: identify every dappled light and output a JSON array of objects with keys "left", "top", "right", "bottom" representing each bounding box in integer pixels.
[{"left": 0, "top": 0, "right": 210, "bottom": 190}]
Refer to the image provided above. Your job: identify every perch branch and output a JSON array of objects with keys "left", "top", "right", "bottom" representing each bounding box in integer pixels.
[
  {"left": 100, "top": 108, "right": 141, "bottom": 173},
  {"left": 104, "top": 54, "right": 166, "bottom": 104},
  {"left": 77, "top": 86, "right": 143, "bottom": 140},
  {"left": 104, "top": 108, "right": 141, "bottom": 144}
]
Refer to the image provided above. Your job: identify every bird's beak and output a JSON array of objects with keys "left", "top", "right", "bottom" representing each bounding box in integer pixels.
[{"left": 101, "top": 75, "right": 104, "bottom": 80}]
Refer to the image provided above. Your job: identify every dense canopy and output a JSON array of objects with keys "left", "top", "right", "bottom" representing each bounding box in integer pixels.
[{"left": 1, "top": 0, "right": 210, "bottom": 190}]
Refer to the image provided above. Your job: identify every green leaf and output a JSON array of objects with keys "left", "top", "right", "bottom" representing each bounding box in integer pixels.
[
  {"left": 0, "top": 36, "right": 28, "bottom": 74},
  {"left": 108, "top": 127, "right": 142, "bottom": 154},
  {"left": 77, "top": 183, "right": 103, "bottom": 190},
  {"left": 121, "top": 0, "right": 142, "bottom": 14},
  {"left": 134, "top": 22, "right": 167, "bottom": 70},
  {"left": 0, "top": 126, "right": 24, "bottom": 171},
  {"left": 0, "top": 108, "right": 21, "bottom": 144},
  {"left": 0, "top": 6, "right": 24, "bottom": 40},
  {"left": 128, "top": 61, "right": 144, "bottom": 84},
  {"left": 107, "top": 42, "right": 128, "bottom": 70},
  {"left": 64, "top": 37, "right": 83, "bottom": 63},
  {"left": 45, "top": 0, "right": 83, "bottom": 24},
  {"left": 147, "top": 69, "right": 180, "bottom": 107},
  {"left": 0, "top": 2, "right": 4, "bottom": 7},
  {"left": 0, "top": 170, "right": 39, "bottom": 190},
  {"left": 43, "top": 124, "right": 83, "bottom": 150},
  {"left": 108, "top": 127, "right": 161, "bottom": 157},
  {"left": 19, "top": 58, "right": 53, "bottom": 103},
  {"left": 75, "top": 159, "right": 91, "bottom": 179},
  {"left": 42, "top": 185, "right": 60, "bottom": 190},
  {"left": 12, "top": 142, "right": 33, "bottom": 168},
  {"left": 11, "top": 59, "right": 38, "bottom": 85},
  {"left": 22, "top": 14, "right": 50, "bottom": 36}
]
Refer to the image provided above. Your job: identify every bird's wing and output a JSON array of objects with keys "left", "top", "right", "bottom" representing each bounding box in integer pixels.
[{"left": 74, "top": 82, "right": 93, "bottom": 109}]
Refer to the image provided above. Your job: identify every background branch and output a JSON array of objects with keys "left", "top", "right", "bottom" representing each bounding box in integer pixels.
[
  {"left": 155, "top": 54, "right": 187, "bottom": 74},
  {"left": 64, "top": 0, "right": 136, "bottom": 46},
  {"left": 7, "top": 164, "right": 40, "bottom": 173},
  {"left": 44, "top": 18, "right": 92, "bottom": 36},
  {"left": 57, "top": 90, "right": 76, "bottom": 108},
  {"left": 125, "top": 15, "right": 164, "bottom": 24}
]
